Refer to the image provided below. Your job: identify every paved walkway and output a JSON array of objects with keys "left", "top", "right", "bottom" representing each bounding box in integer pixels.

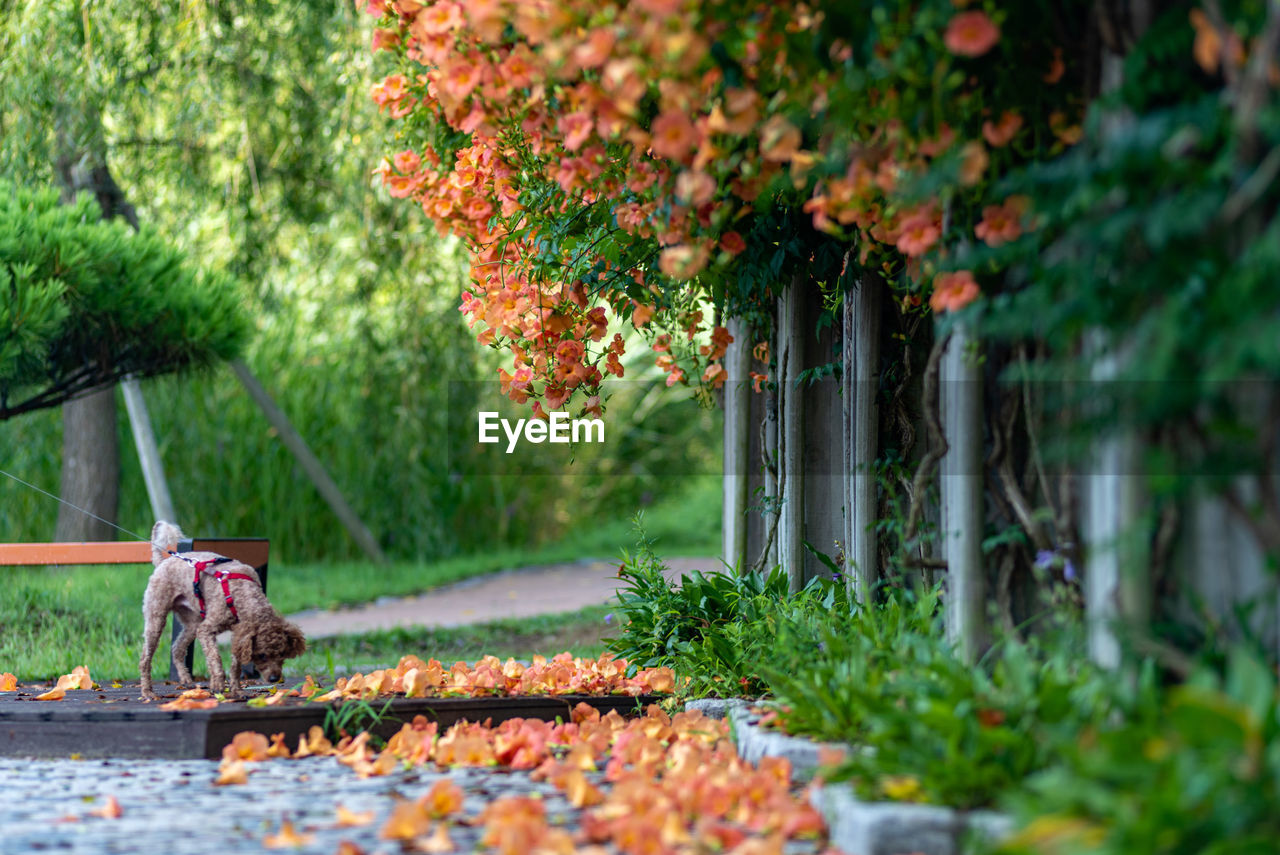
[
  {"left": 0, "top": 751, "right": 828, "bottom": 855},
  {"left": 0, "top": 757, "right": 597, "bottom": 855},
  {"left": 288, "top": 556, "right": 712, "bottom": 638}
]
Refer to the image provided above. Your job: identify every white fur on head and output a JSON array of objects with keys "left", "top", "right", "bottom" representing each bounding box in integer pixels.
[{"left": 150, "top": 520, "right": 186, "bottom": 566}]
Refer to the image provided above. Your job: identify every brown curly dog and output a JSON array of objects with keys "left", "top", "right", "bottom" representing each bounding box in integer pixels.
[{"left": 139, "top": 521, "right": 306, "bottom": 700}]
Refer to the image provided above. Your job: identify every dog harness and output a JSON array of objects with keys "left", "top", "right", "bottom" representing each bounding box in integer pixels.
[{"left": 168, "top": 551, "right": 258, "bottom": 622}]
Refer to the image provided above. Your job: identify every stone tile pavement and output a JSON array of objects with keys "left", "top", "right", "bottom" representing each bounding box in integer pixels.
[
  {"left": 0, "top": 755, "right": 828, "bottom": 855},
  {"left": 0, "top": 757, "right": 572, "bottom": 854}
]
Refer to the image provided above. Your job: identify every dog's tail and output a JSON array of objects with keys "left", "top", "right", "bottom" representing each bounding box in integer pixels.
[{"left": 150, "top": 520, "right": 186, "bottom": 566}]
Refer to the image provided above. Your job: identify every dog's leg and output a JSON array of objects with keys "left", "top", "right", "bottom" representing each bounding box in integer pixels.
[
  {"left": 170, "top": 610, "right": 200, "bottom": 687},
  {"left": 197, "top": 627, "right": 227, "bottom": 695},
  {"left": 139, "top": 610, "right": 165, "bottom": 701},
  {"left": 228, "top": 649, "right": 243, "bottom": 698}
]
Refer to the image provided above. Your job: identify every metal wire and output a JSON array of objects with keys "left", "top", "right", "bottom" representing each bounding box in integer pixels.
[{"left": 0, "top": 467, "right": 150, "bottom": 543}]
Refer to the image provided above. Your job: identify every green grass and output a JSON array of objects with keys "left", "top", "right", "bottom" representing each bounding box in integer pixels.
[{"left": 0, "top": 478, "right": 718, "bottom": 681}]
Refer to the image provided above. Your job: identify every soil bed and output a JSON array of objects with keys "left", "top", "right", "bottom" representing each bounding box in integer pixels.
[{"left": 0, "top": 682, "right": 660, "bottom": 760}]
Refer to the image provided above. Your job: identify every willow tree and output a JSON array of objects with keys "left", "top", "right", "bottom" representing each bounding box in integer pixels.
[{"left": 0, "top": 0, "right": 467, "bottom": 543}]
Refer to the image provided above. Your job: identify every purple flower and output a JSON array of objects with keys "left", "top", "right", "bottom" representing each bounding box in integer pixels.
[
  {"left": 603, "top": 613, "right": 614, "bottom": 625},
  {"left": 1035, "top": 548, "right": 1078, "bottom": 582}
]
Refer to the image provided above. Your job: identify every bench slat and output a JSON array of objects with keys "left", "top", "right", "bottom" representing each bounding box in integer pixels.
[{"left": 0, "top": 541, "right": 151, "bottom": 566}]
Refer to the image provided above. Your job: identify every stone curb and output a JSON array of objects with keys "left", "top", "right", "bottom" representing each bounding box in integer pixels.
[
  {"left": 682, "top": 697, "right": 751, "bottom": 721},
  {"left": 709, "top": 701, "right": 1014, "bottom": 855},
  {"left": 811, "top": 783, "right": 1014, "bottom": 855},
  {"left": 725, "top": 704, "right": 845, "bottom": 783}
]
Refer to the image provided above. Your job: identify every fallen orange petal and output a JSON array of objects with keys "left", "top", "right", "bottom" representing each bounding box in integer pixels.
[
  {"left": 335, "top": 842, "right": 367, "bottom": 855},
  {"left": 380, "top": 799, "right": 432, "bottom": 840},
  {"left": 421, "top": 821, "right": 456, "bottom": 853},
  {"left": 420, "top": 779, "right": 465, "bottom": 818},
  {"left": 54, "top": 666, "right": 92, "bottom": 692},
  {"left": 179, "top": 688, "right": 212, "bottom": 700},
  {"left": 335, "top": 804, "right": 375, "bottom": 827},
  {"left": 215, "top": 760, "right": 249, "bottom": 786},
  {"left": 159, "top": 698, "right": 219, "bottom": 711},
  {"left": 403, "top": 668, "right": 432, "bottom": 698},
  {"left": 303, "top": 725, "right": 335, "bottom": 756},
  {"left": 262, "top": 819, "right": 315, "bottom": 849},
  {"left": 562, "top": 769, "right": 604, "bottom": 808},
  {"left": 816, "top": 746, "right": 848, "bottom": 767},
  {"left": 35, "top": 687, "right": 65, "bottom": 701},
  {"left": 223, "top": 731, "right": 270, "bottom": 762},
  {"left": 0, "top": 673, "right": 18, "bottom": 691},
  {"left": 266, "top": 732, "right": 293, "bottom": 758},
  {"left": 89, "top": 796, "right": 124, "bottom": 819}
]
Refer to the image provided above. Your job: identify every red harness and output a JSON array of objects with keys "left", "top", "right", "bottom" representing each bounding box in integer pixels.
[{"left": 170, "top": 552, "right": 258, "bottom": 622}]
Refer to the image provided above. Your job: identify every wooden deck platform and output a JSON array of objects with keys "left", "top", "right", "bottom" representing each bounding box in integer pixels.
[{"left": 0, "top": 682, "right": 658, "bottom": 760}]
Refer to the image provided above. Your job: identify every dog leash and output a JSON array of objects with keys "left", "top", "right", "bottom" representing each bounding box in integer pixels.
[{"left": 0, "top": 467, "right": 151, "bottom": 543}]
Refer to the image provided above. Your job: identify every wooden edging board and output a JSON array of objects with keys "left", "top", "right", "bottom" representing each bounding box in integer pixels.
[{"left": 0, "top": 685, "right": 661, "bottom": 760}]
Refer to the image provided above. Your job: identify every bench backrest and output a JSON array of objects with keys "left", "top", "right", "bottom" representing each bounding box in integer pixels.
[{"left": 0, "top": 538, "right": 269, "bottom": 583}]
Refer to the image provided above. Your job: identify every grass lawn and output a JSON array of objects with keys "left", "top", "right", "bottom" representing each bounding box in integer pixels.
[{"left": 0, "top": 478, "right": 716, "bottom": 681}]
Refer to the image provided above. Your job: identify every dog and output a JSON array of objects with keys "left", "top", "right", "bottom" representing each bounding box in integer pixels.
[{"left": 139, "top": 521, "right": 306, "bottom": 700}]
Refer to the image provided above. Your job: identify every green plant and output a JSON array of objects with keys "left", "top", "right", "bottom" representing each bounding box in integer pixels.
[
  {"left": 993, "top": 648, "right": 1280, "bottom": 855},
  {"left": 322, "top": 697, "right": 399, "bottom": 746},
  {"left": 842, "top": 643, "right": 1107, "bottom": 809},
  {"left": 763, "top": 587, "right": 943, "bottom": 740},
  {"left": 768, "top": 592, "right": 1112, "bottom": 810},
  {"left": 324, "top": 649, "right": 336, "bottom": 685},
  {"left": 606, "top": 522, "right": 850, "bottom": 696}
]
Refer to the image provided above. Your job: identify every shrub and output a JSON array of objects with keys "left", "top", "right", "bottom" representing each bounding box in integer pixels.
[
  {"left": 751, "top": 582, "right": 1107, "bottom": 810},
  {"left": 606, "top": 527, "right": 849, "bottom": 696},
  {"left": 993, "top": 648, "right": 1280, "bottom": 855}
]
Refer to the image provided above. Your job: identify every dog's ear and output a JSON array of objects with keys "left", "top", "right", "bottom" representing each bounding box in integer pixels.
[
  {"left": 281, "top": 620, "right": 307, "bottom": 659},
  {"left": 230, "top": 625, "right": 253, "bottom": 664}
]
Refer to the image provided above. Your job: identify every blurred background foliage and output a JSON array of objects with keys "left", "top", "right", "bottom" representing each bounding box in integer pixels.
[{"left": 0, "top": 0, "right": 720, "bottom": 562}]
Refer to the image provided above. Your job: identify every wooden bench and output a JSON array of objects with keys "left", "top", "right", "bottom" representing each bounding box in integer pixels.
[{"left": 0, "top": 537, "right": 270, "bottom": 680}]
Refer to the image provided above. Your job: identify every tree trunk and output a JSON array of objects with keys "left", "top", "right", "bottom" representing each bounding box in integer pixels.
[
  {"left": 54, "top": 386, "right": 119, "bottom": 541},
  {"left": 52, "top": 126, "right": 139, "bottom": 540}
]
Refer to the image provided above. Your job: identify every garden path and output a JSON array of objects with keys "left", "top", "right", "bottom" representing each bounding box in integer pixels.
[{"left": 287, "top": 556, "right": 710, "bottom": 638}]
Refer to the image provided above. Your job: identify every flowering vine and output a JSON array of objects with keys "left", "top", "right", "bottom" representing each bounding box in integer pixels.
[{"left": 365, "top": 0, "right": 1085, "bottom": 411}]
